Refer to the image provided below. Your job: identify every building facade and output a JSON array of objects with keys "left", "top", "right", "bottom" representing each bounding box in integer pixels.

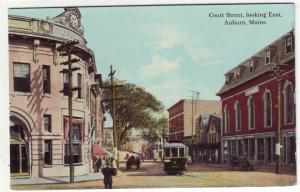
[
  {"left": 168, "top": 99, "right": 220, "bottom": 142},
  {"left": 9, "top": 8, "right": 105, "bottom": 178},
  {"left": 217, "top": 30, "right": 295, "bottom": 165},
  {"left": 167, "top": 99, "right": 220, "bottom": 160},
  {"left": 195, "top": 115, "right": 221, "bottom": 163}
]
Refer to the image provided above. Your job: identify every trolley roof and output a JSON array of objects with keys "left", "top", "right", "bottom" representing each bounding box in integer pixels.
[{"left": 164, "top": 143, "right": 187, "bottom": 148}]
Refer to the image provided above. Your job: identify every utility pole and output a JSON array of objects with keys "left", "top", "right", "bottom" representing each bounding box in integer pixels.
[
  {"left": 272, "top": 62, "right": 285, "bottom": 174},
  {"left": 162, "top": 115, "right": 167, "bottom": 161},
  {"left": 57, "top": 40, "right": 80, "bottom": 183},
  {"left": 189, "top": 90, "right": 199, "bottom": 164},
  {"left": 102, "top": 65, "right": 123, "bottom": 168}
]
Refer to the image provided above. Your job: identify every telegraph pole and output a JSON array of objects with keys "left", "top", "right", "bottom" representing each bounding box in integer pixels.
[
  {"left": 102, "top": 65, "right": 123, "bottom": 168},
  {"left": 57, "top": 40, "right": 80, "bottom": 183},
  {"left": 189, "top": 90, "right": 199, "bottom": 164},
  {"left": 162, "top": 115, "right": 167, "bottom": 161},
  {"left": 272, "top": 63, "right": 284, "bottom": 174},
  {"left": 191, "top": 92, "right": 194, "bottom": 164}
]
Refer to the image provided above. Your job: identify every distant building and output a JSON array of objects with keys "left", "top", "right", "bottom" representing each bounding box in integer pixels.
[
  {"left": 167, "top": 99, "right": 221, "bottom": 158},
  {"left": 103, "top": 127, "right": 113, "bottom": 151},
  {"left": 217, "top": 30, "right": 295, "bottom": 165},
  {"left": 9, "top": 8, "right": 104, "bottom": 178}
]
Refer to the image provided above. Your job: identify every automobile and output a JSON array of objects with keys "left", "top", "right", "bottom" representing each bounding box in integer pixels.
[
  {"left": 230, "top": 156, "right": 254, "bottom": 171},
  {"left": 163, "top": 143, "right": 189, "bottom": 175},
  {"left": 126, "top": 155, "right": 141, "bottom": 170}
]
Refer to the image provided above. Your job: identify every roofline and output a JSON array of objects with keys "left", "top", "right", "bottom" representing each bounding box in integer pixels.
[
  {"left": 167, "top": 99, "right": 221, "bottom": 111},
  {"left": 216, "top": 55, "right": 295, "bottom": 96},
  {"left": 222, "top": 29, "right": 294, "bottom": 76},
  {"left": 167, "top": 99, "right": 185, "bottom": 111}
]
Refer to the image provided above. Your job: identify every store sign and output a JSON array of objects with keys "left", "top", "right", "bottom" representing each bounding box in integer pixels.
[
  {"left": 52, "top": 25, "right": 85, "bottom": 44},
  {"left": 275, "top": 143, "right": 282, "bottom": 155},
  {"left": 245, "top": 86, "right": 259, "bottom": 96}
]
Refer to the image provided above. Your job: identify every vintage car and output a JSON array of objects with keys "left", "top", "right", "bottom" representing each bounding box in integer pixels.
[
  {"left": 126, "top": 155, "right": 141, "bottom": 170},
  {"left": 230, "top": 156, "right": 254, "bottom": 171},
  {"left": 163, "top": 143, "right": 189, "bottom": 175}
]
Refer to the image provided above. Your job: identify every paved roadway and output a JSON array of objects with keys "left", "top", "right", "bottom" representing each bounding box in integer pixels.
[{"left": 12, "top": 161, "right": 296, "bottom": 190}]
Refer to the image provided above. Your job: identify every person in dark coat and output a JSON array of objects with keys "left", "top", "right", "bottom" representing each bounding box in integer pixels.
[
  {"left": 94, "top": 157, "right": 102, "bottom": 173},
  {"left": 101, "top": 158, "right": 116, "bottom": 189}
]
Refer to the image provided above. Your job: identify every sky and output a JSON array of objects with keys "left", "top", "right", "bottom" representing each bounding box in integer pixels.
[{"left": 9, "top": 4, "right": 294, "bottom": 111}]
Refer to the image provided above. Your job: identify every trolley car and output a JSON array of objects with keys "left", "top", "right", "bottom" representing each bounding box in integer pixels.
[{"left": 163, "top": 143, "right": 189, "bottom": 175}]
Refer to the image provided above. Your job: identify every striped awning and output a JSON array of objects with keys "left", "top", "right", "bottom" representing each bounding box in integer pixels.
[{"left": 91, "top": 144, "right": 112, "bottom": 158}]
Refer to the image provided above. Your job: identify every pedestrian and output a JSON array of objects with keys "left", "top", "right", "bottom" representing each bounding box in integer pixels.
[
  {"left": 101, "top": 158, "right": 117, "bottom": 189},
  {"left": 94, "top": 157, "right": 102, "bottom": 173}
]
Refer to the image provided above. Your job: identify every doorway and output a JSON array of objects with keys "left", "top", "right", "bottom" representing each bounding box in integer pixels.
[{"left": 10, "top": 124, "right": 29, "bottom": 176}]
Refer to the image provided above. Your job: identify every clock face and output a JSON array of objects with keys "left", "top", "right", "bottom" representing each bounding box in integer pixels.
[{"left": 70, "top": 14, "right": 79, "bottom": 29}]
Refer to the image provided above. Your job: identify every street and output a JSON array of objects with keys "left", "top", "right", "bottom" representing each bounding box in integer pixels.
[{"left": 12, "top": 161, "right": 296, "bottom": 190}]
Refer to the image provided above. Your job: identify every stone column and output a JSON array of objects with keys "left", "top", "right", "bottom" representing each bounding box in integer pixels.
[
  {"left": 247, "top": 139, "right": 250, "bottom": 159},
  {"left": 236, "top": 139, "right": 239, "bottom": 157},
  {"left": 271, "top": 137, "right": 274, "bottom": 162},
  {"left": 264, "top": 137, "right": 267, "bottom": 163},
  {"left": 254, "top": 138, "right": 258, "bottom": 161}
]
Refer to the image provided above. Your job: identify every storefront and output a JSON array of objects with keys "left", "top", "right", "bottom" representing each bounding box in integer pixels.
[{"left": 223, "top": 131, "right": 295, "bottom": 165}]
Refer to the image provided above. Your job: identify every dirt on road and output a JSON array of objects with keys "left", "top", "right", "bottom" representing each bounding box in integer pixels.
[{"left": 12, "top": 161, "right": 296, "bottom": 190}]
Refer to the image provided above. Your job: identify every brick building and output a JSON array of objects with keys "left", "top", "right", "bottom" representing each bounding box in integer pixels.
[
  {"left": 167, "top": 99, "right": 220, "bottom": 159},
  {"left": 216, "top": 30, "right": 295, "bottom": 165}
]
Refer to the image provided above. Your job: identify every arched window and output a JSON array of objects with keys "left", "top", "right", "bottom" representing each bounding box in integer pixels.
[
  {"left": 283, "top": 82, "right": 294, "bottom": 124},
  {"left": 234, "top": 101, "right": 241, "bottom": 131},
  {"left": 223, "top": 105, "right": 229, "bottom": 133},
  {"left": 264, "top": 90, "right": 272, "bottom": 127},
  {"left": 247, "top": 96, "right": 255, "bottom": 129}
]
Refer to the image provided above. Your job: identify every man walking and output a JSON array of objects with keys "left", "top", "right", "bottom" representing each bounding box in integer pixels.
[{"left": 101, "top": 158, "right": 116, "bottom": 189}]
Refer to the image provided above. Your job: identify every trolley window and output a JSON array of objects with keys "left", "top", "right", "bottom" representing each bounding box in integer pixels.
[
  {"left": 171, "top": 148, "right": 178, "bottom": 157},
  {"left": 165, "top": 147, "right": 170, "bottom": 158},
  {"left": 179, "top": 148, "right": 184, "bottom": 157}
]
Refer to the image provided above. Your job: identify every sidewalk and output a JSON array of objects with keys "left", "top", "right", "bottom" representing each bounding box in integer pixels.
[
  {"left": 11, "top": 167, "right": 126, "bottom": 186},
  {"left": 12, "top": 172, "right": 104, "bottom": 186}
]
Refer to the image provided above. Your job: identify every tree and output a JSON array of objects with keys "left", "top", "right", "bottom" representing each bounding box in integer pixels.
[
  {"left": 102, "top": 79, "right": 164, "bottom": 146},
  {"left": 141, "top": 116, "right": 169, "bottom": 144}
]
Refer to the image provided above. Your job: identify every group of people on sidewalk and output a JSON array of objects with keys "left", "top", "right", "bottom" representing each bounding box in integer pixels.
[{"left": 93, "top": 156, "right": 117, "bottom": 189}]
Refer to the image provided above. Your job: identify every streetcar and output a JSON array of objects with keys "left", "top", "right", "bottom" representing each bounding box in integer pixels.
[{"left": 163, "top": 143, "right": 189, "bottom": 175}]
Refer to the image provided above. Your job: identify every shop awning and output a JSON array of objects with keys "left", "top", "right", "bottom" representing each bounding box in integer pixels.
[
  {"left": 64, "top": 117, "right": 84, "bottom": 142},
  {"left": 91, "top": 144, "right": 112, "bottom": 158}
]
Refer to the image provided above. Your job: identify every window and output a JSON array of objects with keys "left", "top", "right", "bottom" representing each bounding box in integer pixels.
[
  {"left": 264, "top": 91, "right": 272, "bottom": 127},
  {"left": 286, "top": 35, "right": 293, "bottom": 53},
  {"left": 44, "top": 140, "right": 52, "bottom": 165},
  {"left": 225, "top": 73, "right": 233, "bottom": 84},
  {"left": 10, "top": 125, "right": 25, "bottom": 140},
  {"left": 43, "top": 65, "right": 50, "bottom": 93},
  {"left": 43, "top": 115, "right": 52, "bottom": 132},
  {"left": 284, "top": 83, "right": 294, "bottom": 124},
  {"left": 265, "top": 49, "right": 271, "bottom": 64},
  {"left": 257, "top": 138, "right": 264, "bottom": 160},
  {"left": 179, "top": 148, "right": 184, "bottom": 157},
  {"left": 171, "top": 148, "right": 178, "bottom": 157},
  {"left": 63, "top": 72, "right": 69, "bottom": 96},
  {"left": 77, "top": 73, "right": 82, "bottom": 99},
  {"left": 236, "top": 68, "right": 240, "bottom": 79},
  {"left": 235, "top": 102, "right": 241, "bottom": 131},
  {"left": 64, "top": 124, "right": 82, "bottom": 164},
  {"left": 13, "top": 63, "right": 30, "bottom": 92},
  {"left": 223, "top": 106, "right": 229, "bottom": 133},
  {"left": 86, "top": 84, "right": 90, "bottom": 107},
  {"left": 248, "top": 97, "right": 255, "bottom": 129},
  {"left": 249, "top": 60, "right": 254, "bottom": 72},
  {"left": 165, "top": 148, "right": 170, "bottom": 158},
  {"left": 64, "top": 143, "right": 82, "bottom": 164}
]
